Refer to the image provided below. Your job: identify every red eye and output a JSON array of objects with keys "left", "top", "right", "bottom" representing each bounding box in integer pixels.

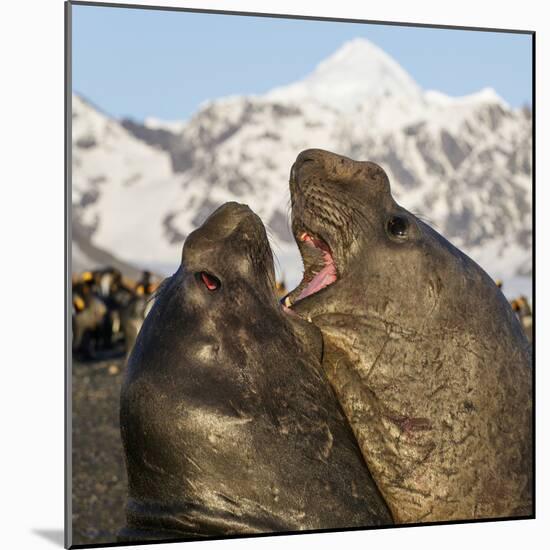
[{"left": 199, "top": 271, "right": 221, "bottom": 291}]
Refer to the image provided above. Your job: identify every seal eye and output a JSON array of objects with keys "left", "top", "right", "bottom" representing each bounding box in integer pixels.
[
  {"left": 198, "top": 272, "right": 221, "bottom": 292},
  {"left": 387, "top": 216, "right": 409, "bottom": 239}
]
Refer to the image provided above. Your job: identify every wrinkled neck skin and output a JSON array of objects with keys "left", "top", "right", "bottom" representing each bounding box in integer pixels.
[
  {"left": 292, "top": 216, "right": 532, "bottom": 524},
  {"left": 120, "top": 265, "right": 392, "bottom": 540}
]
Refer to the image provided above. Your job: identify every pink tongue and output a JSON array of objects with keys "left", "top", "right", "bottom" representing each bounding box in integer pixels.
[{"left": 297, "top": 252, "right": 337, "bottom": 301}]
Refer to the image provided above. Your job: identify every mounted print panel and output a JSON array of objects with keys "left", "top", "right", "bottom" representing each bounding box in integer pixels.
[{"left": 66, "top": 1, "right": 534, "bottom": 547}]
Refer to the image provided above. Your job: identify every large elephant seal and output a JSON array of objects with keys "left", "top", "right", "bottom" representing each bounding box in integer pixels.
[
  {"left": 285, "top": 149, "right": 532, "bottom": 524},
  {"left": 119, "top": 202, "right": 392, "bottom": 541}
]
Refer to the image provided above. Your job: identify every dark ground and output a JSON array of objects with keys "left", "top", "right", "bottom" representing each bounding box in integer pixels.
[{"left": 72, "top": 355, "right": 127, "bottom": 546}]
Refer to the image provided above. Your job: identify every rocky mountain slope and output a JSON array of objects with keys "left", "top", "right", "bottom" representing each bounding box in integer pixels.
[{"left": 71, "top": 38, "right": 532, "bottom": 288}]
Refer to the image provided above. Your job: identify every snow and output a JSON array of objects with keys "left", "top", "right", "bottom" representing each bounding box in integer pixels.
[
  {"left": 71, "top": 38, "right": 532, "bottom": 301},
  {"left": 143, "top": 117, "right": 186, "bottom": 134},
  {"left": 267, "top": 38, "right": 423, "bottom": 118},
  {"left": 425, "top": 87, "right": 508, "bottom": 108},
  {"left": 72, "top": 95, "right": 179, "bottom": 266}
]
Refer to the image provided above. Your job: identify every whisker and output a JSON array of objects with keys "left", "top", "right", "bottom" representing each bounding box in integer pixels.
[
  {"left": 264, "top": 223, "right": 283, "bottom": 277},
  {"left": 284, "top": 204, "right": 295, "bottom": 238}
]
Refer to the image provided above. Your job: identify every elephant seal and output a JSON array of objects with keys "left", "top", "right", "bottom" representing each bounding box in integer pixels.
[
  {"left": 285, "top": 149, "right": 532, "bottom": 524},
  {"left": 119, "top": 202, "right": 392, "bottom": 541}
]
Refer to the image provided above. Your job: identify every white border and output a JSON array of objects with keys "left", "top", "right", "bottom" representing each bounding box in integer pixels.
[{"left": 1, "top": 1, "right": 546, "bottom": 548}]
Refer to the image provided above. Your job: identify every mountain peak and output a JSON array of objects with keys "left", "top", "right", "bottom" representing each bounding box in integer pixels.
[
  {"left": 266, "top": 37, "right": 423, "bottom": 113},
  {"left": 315, "top": 38, "right": 413, "bottom": 82},
  {"left": 317, "top": 37, "right": 388, "bottom": 65}
]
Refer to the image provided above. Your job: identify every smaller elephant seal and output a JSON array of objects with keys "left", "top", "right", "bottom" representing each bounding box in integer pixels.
[
  {"left": 285, "top": 149, "right": 532, "bottom": 524},
  {"left": 120, "top": 202, "right": 392, "bottom": 542}
]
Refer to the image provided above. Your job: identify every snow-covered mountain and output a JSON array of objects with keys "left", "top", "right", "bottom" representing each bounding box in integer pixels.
[{"left": 71, "top": 38, "right": 532, "bottom": 292}]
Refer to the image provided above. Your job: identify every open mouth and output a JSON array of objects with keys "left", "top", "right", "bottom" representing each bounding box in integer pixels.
[{"left": 283, "top": 229, "right": 338, "bottom": 307}]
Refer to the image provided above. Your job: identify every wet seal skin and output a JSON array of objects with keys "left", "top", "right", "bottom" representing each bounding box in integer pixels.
[
  {"left": 119, "top": 202, "right": 393, "bottom": 541},
  {"left": 285, "top": 149, "right": 532, "bottom": 524}
]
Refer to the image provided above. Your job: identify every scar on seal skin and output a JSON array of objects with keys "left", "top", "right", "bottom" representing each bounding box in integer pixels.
[
  {"left": 285, "top": 149, "right": 532, "bottom": 524},
  {"left": 119, "top": 202, "right": 393, "bottom": 541}
]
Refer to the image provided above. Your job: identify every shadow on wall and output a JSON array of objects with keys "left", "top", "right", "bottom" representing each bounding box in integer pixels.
[{"left": 32, "top": 529, "right": 64, "bottom": 547}]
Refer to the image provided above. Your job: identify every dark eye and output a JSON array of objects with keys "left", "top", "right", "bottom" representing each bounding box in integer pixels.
[
  {"left": 387, "top": 216, "right": 409, "bottom": 239},
  {"left": 197, "top": 272, "right": 221, "bottom": 291}
]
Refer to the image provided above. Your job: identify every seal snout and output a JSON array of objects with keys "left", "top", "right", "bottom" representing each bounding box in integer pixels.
[
  {"left": 182, "top": 202, "right": 263, "bottom": 268},
  {"left": 208, "top": 201, "right": 256, "bottom": 229},
  {"left": 291, "top": 149, "right": 388, "bottom": 191},
  {"left": 290, "top": 149, "right": 328, "bottom": 184},
  {"left": 189, "top": 202, "right": 260, "bottom": 244}
]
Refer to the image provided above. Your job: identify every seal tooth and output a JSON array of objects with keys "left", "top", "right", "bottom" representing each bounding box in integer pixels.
[
  {"left": 307, "top": 316, "right": 312, "bottom": 323},
  {"left": 284, "top": 296, "right": 292, "bottom": 308}
]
